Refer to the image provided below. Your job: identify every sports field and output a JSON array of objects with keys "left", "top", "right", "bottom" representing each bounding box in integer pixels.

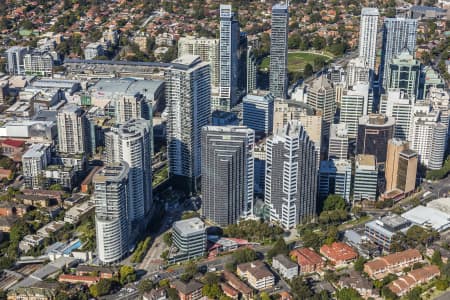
[{"left": 260, "top": 51, "right": 333, "bottom": 72}]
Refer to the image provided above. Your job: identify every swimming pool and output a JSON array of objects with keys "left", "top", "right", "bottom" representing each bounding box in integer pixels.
[{"left": 62, "top": 240, "right": 82, "bottom": 255}]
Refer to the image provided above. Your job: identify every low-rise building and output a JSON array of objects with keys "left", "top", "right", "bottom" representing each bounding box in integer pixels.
[
  {"left": 388, "top": 265, "right": 440, "bottom": 296},
  {"left": 223, "top": 270, "right": 253, "bottom": 300},
  {"left": 75, "top": 265, "right": 116, "bottom": 279},
  {"left": 170, "top": 218, "right": 206, "bottom": 263},
  {"left": 171, "top": 279, "right": 203, "bottom": 300},
  {"left": 320, "top": 242, "right": 358, "bottom": 266},
  {"left": 290, "top": 247, "right": 325, "bottom": 274},
  {"left": 272, "top": 254, "right": 298, "bottom": 280},
  {"left": 365, "top": 215, "right": 411, "bottom": 251},
  {"left": 58, "top": 274, "right": 100, "bottom": 286},
  {"left": 402, "top": 205, "right": 450, "bottom": 232},
  {"left": 338, "top": 270, "right": 380, "bottom": 299},
  {"left": 237, "top": 260, "right": 275, "bottom": 290},
  {"left": 0, "top": 139, "right": 25, "bottom": 162},
  {"left": 364, "top": 249, "right": 422, "bottom": 279},
  {"left": 36, "top": 221, "right": 65, "bottom": 238},
  {"left": 220, "top": 282, "right": 239, "bottom": 299},
  {"left": 15, "top": 194, "right": 52, "bottom": 207},
  {"left": 63, "top": 201, "right": 94, "bottom": 224},
  {"left": 143, "top": 288, "right": 168, "bottom": 300},
  {"left": 19, "top": 234, "right": 45, "bottom": 252},
  {"left": 7, "top": 285, "right": 57, "bottom": 300}
]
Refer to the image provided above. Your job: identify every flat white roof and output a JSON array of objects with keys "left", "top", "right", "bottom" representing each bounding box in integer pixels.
[{"left": 402, "top": 205, "right": 450, "bottom": 232}]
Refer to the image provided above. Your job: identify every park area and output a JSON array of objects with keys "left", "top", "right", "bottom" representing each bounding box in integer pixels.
[{"left": 259, "top": 51, "right": 334, "bottom": 72}]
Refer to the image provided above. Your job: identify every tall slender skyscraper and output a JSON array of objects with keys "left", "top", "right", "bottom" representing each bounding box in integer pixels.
[
  {"left": 219, "top": 4, "right": 240, "bottom": 109},
  {"left": 57, "top": 104, "right": 91, "bottom": 155},
  {"left": 386, "top": 50, "right": 421, "bottom": 99},
  {"left": 339, "top": 83, "right": 371, "bottom": 138},
  {"left": 247, "top": 46, "right": 257, "bottom": 93},
  {"left": 269, "top": 3, "right": 289, "bottom": 99},
  {"left": 380, "top": 17, "right": 418, "bottom": 89},
  {"left": 94, "top": 162, "right": 130, "bottom": 264},
  {"left": 306, "top": 76, "right": 335, "bottom": 138},
  {"left": 380, "top": 89, "right": 414, "bottom": 140},
  {"left": 359, "top": 8, "right": 379, "bottom": 71},
  {"left": 165, "top": 55, "right": 211, "bottom": 189},
  {"left": 265, "top": 121, "right": 318, "bottom": 229},
  {"left": 105, "top": 119, "right": 152, "bottom": 225},
  {"left": 201, "top": 126, "right": 254, "bottom": 226}
]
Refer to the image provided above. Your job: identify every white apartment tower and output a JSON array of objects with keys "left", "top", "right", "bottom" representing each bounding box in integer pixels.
[
  {"left": 22, "top": 143, "right": 50, "bottom": 189},
  {"left": 340, "top": 83, "right": 371, "bottom": 138},
  {"left": 306, "top": 76, "right": 335, "bottom": 138},
  {"left": 265, "top": 121, "right": 318, "bottom": 229},
  {"left": 57, "top": 104, "right": 90, "bottom": 155},
  {"left": 165, "top": 55, "right": 211, "bottom": 188},
  {"left": 219, "top": 4, "right": 240, "bottom": 108},
  {"left": 359, "top": 8, "right": 379, "bottom": 70},
  {"left": 178, "top": 36, "right": 220, "bottom": 87},
  {"left": 94, "top": 162, "right": 130, "bottom": 264},
  {"left": 105, "top": 119, "right": 152, "bottom": 224},
  {"left": 328, "top": 123, "right": 349, "bottom": 160},
  {"left": 380, "top": 89, "right": 414, "bottom": 140},
  {"left": 346, "top": 57, "right": 370, "bottom": 88}
]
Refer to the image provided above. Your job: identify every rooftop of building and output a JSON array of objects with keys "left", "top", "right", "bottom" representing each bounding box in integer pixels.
[
  {"left": 171, "top": 55, "right": 202, "bottom": 67},
  {"left": 173, "top": 217, "right": 205, "bottom": 235},
  {"left": 356, "top": 154, "right": 376, "bottom": 168},
  {"left": 365, "top": 249, "right": 421, "bottom": 271},
  {"left": 359, "top": 114, "right": 395, "bottom": 127},
  {"left": 93, "top": 162, "right": 129, "bottom": 184},
  {"left": 171, "top": 279, "right": 203, "bottom": 295},
  {"left": 402, "top": 205, "right": 450, "bottom": 232},
  {"left": 273, "top": 254, "right": 298, "bottom": 269},
  {"left": 320, "top": 242, "right": 358, "bottom": 262},
  {"left": 237, "top": 260, "right": 274, "bottom": 280},
  {"left": 361, "top": 7, "right": 380, "bottom": 15},
  {"left": 90, "top": 78, "right": 163, "bottom": 98},
  {"left": 330, "top": 123, "right": 348, "bottom": 138},
  {"left": 290, "top": 247, "right": 323, "bottom": 265},
  {"left": 366, "top": 215, "right": 411, "bottom": 237},
  {"left": 22, "top": 143, "right": 48, "bottom": 158}
]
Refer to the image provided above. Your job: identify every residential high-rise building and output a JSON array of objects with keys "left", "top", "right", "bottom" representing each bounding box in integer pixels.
[
  {"left": 265, "top": 121, "right": 318, "bottom": 229},
  {"left": 6, "top": 46, "right": 28, "bottom": 75},
  {"left": 357, "top": 114, "right": 395, "bottom": 165},
  {"left": 306, "top": 76, "right": 335, "bottom": 138},
  {"left": 243, "top": 90, "right": 274, "bottom": 137},
  {"left": 171, "top": 218, "right": 207, "bottom": 263},
  {"left": 105, "top": 119, "right": 152, "bottom": 225},
  {"left": 269, "top": 3, "right": 289, "bottom": 99},
  {"left": 219, "top": 4, "right": 240, "bottom": 109},
  {"left": 22, "top": 144, "right": 50, "bottom": 189},
  {"left": 328, "top": 123, "right": 349, "bottom": 160},
  {"left": 165, "top": 55, "right": 210, "bottom": 188},
  {"left": 201, "top": 126, "right": 254, "bottom": 226},
  {"left": 380, "top": 89, "right": 414, "bottom": 140},
  {"left": 359, "top": 8, "right": 379, "bottom": 71},
  {"left": 420, "top": 67, "right": 445, "bottom": 99},
  {"left": 410, "top": 102, "right": 448, "bottom": 170},
  {"left": 238, "top": 32, "right": 248, "bottom": 98},
  {"left": 247, "top": 46, "right": 257, "bottom": 93},
  {"left": 346, "top": 57, "right": 370, "bottom": 88},
  {"left": 380, "top": 17, "right": 418, "bottom": 89},
  {"left": 23, "top": 51, "right": 53, "bottom": 77},
  {"left": 385, "top": 139, "right": 418, "bottom": 195},
  {"left": 57, "top": 104, "right": 91, "bottom": 155},
  {"left": 94, "top": 162, "right": 130, "bottom": 264},
  {"left": 273, "top": 100, "right": 322, "bottom": 163},
  {"left": 115, "top": 94, "right": 149, "bottom": 125},
  {"left": 387, "top": 51, "right": 421, "bottom": 99},
  {"left": 178, "top": 36, "right": 220, "bottom": 87},
  {"left": 340, "top": 83, "right": 371, "bottom": 138},
  {"left": 354, "top": 154, "right": 378, "bottom": 201},
  {"left": 319, "top": 159, "right": 352, "bottom": 202}
]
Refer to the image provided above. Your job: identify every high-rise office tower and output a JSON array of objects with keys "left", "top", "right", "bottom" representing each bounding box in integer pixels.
[
  {"left": 22, "top": 144, "right": 50, "bottom": 189},
  {"left": 201, "top": 126, "right": 254, "bottom": 226},
  {"left": 385, "top": 139, "right": 418, "bottom": 195},
  {"left": 57, "top": 104, "right": 91, "bottom": 155},
  {"left": 328, "top": 123, "right": 349, "bottom": 160},
  {"left": 380, "top": 17, "right": 418, "bottom": 89},
  {"left": 319, "top": 159, "right": 352, "bottom": 202},
  {"left": 269, "top": 3, "right": 289, "bottom": 99},
  {"left": 273, "top": 100, "right": 322, "bottom": 163},
  {"left": 380, "top": 89, "right": 414, "bottom": 140},
  {"left": 94, "top": 162, "right": 130, "bottom": 264},
  {"left": 178, "top": 36, "right": 220, "bottom": 87},
  {"left": 243, "top": 90, "right": 274, "bottom": 137},
  {"left": 359, "top": 8, "right": 379, "bottom": 71},
  {"left": 420, "top": 67, "right": 445, "bottom": 99},
  {"left": 265, "top": 121, "right": 318, "bottom": 229},
  {"left": 346, "top": 57, "right": 370, "bottom": 88},
  {"left": 357, "top": 114, "right": 395, "bottom": 165},
  {"left": 354, "top": 154, "right": 378, "bottom": 201},
  {"left": 23, "top": 50, "right": 53, "bottom": 77},
  {"left": 165, "top": 56, "right": 211, "bottom": 188},
  {"left": 247, "top": 46, "right": 257, "bottom": 93},
  {"left": 307, "top": 76, "right": 335, "bottom": 138},
  {"left": 340, "top": 83, "right": 371, "bottom": 138},
  {"left": 410, "top": 102, "right": 448, "bottom": 170},
  {"left": 219, "top": 4, "right": 240, "bottom": 109},
  {"left": 105, "top": 119, "right": 152, "bottom": 224},
  {"left": 6, "top": 46, "right": 28, "bottom": 75},
  {"left": 387, "top": 51, "right": 420, "bottom": 99}
]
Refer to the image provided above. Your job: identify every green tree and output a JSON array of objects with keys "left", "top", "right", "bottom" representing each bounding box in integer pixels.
[
  {"left": 432, "top": 250, "right": 443, "bottom": 267},
  {"left": 353, "top": 257, "right": 366, "bottom": 273},
  {"left": 167, "top": 288, "right": 180, "bottom": 300},
  {"left": 203, "top": 272, "right": 219, "bottom": 285},
  {"left": 435, "top": 278, "right": 449, "bottom": 291},
  {"left": 49, "top": 183, "right": 63, "bottom": 191},
  {"left": 323, "top": 194, "right": 346, "bottom": 211},
  {"left": 336, "top": 287, "right": 363, "bottom": 300},
  {"left": 119, "top": 265, "right": 136, "bottom": 285},
  {"left": 138, "top": 279, "right": 154, "bottom": 294},
  {"left": 291, "top": 276, "right": 314, "bottom": 299},
  {"left": 303, "top": 63, "right": 314, "bottom": 77},
  {"left": 89, "top": 279, "right": 113, "bottom": 298},
  {"left": 381, "top": 286, "right": 398, "bottom": 300},
  {"left": 267, "top": 238, "right": 289, "bottom": 259},
  {"left": 202, "top": 283, "right": 222, "bottom": 298},
  {"left": 163, "top": 232, "right": 173, "bottom": 246},
  {"left": 260, "top": 292, "right": 271, "bottom": 300},
  {"left": 232, "top": 248, "right": 257, "bottom": 264}
]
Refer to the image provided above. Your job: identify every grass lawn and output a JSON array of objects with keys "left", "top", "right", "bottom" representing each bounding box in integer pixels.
[
  {"left": 259, "top": 51, "right": 333, "bottom": 72},
  {"left": 337, "top": 215, "right": 372, "bottom": 231}
]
